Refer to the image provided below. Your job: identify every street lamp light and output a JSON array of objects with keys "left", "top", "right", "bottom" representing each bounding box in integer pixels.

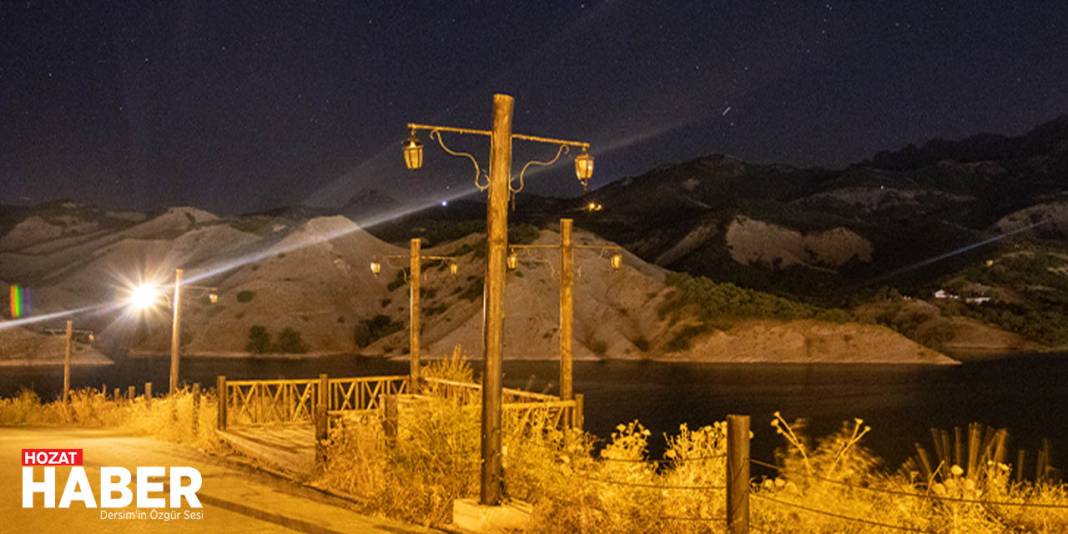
[
  {"left": 127, "top": 284, "right": 163, "bottom": 310},
  {"left": 506, "top": 251, "right": 519, "bottom": 271},
  {"left": 403, "top": 131, "right": 423, "bottom": 170},
  {"left": 369, "top": 260, "right": 382, "bottom": 276},
  {"left": 575, "top": 148, "right": 594, "bottom": 191},
  {"left": 611, "top": 252, "right": 623, "bottom": 270},
  {"left": 125, "top": 269, "right": 218, "bottom": 394},
  {"left": 405, "top": 94, "right": 594, "bottom": 506}
]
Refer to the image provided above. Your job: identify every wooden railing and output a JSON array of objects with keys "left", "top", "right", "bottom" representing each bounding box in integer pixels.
[
  {"left": 221, "top": 375, "right": 408, "bottom": 426},
  {"left": 421, "top": 377, "right": 560, "bottom": 404},
  {"left": 421, "top": 377, "right": 583, "bottom": 429},
  {"left": 328, "top": 375, "right": 408, "bottom": 411},
  {"left": 217, "top": 374, "right": 581, "bottom": 432}
]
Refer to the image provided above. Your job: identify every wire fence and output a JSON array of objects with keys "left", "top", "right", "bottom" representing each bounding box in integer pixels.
[
  {"left": 579, "top": 473, "right": 726, "bottom": 491},
  {"left": 597, "top": 453, "right": 727, "bottom": 464},
  {"left": 751, "top": 492, "right": 926, "bottom": 532},
  {"left": 750, "top": 458, "right": 1068, "bottom": 510}
]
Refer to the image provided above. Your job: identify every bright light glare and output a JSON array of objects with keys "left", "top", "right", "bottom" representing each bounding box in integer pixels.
[{"left": 127, "top": 284, "right": 162, "bottom": 310}]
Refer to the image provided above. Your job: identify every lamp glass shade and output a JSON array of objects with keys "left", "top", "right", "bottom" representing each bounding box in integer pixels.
[
  {"left": 610, "top": 252, "right": 623, "bottom": 270},
  {"left": 208, "top": 292, "right": 219, "bottom": 304},
  {"left": 403, "top": 139, "right": 423, "bottom": 170},
  {"left": 449, "top": 262, "right": 459, "bottom": 275},
  {"left": 370, "top": 261, "right": 382, "bottom": 275},
  {"left": 574, "top": 152, "right": 594, "bottom": 181},
  {"left": 506, "top": 252, "right": 518, "bottom": 270}
]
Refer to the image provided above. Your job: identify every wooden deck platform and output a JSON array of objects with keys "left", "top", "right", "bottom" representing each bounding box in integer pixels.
[{"left": 218, "top": 423, "right": 317, "bottom": 478}]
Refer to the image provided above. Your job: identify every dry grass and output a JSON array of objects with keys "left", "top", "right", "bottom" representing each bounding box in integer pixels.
[
  {"left": 3, "top": 363, "right": 1065, "bottom": 533},
  {"left": 0, "top": 387, "right": 219, "bottom": 450},
  {"left": 315, "top": 355, "right": 1068, "bottom": 533}
]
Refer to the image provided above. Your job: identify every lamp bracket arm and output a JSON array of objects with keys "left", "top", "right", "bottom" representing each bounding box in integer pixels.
[
  {"left": 408, "top": 123, "right": 491, "bottom": 137},
  {"left": 513, "top": 144, "right": 568, "bottom": 195},
  {"left": 512, "top": 132, "right": 590, "bottom": 149},
  {"left": 429, "top": 129, "right": 488, "bottom": 191}
]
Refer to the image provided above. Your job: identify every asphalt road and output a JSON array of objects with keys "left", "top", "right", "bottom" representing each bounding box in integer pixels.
[{"left": 0, "top": 427, "right": 434, "bottom": 533}]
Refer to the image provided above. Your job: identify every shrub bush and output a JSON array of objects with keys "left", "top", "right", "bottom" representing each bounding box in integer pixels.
[
  {"left": 236, "top": 290, "right": 255, "bottom": 303},
  {"left": 354, "top": 315, "right": 404, "bottom": 348},
  {"left": 246, "top": 325, "right": 270, "bottom": 353},
  {"left": 273, "top": 327, "right": 307, "bottom": 353}
]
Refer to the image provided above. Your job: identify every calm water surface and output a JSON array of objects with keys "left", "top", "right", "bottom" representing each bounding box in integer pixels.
[{"left": 3, "top": 354, "right": 1065, "bottom": 469}]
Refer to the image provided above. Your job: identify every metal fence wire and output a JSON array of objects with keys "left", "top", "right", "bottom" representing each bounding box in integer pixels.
[{"left": 750, "top": 458, "right": 1068, "bottom": 509}]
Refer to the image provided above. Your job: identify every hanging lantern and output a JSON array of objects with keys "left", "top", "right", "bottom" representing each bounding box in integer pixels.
[
  {"left": 610, "top": 252, "right": 623, "bottom": 270},
  {"left": 506, "top": 251, "right": 518, "bottom": 270},
  {"left": 574, "top": 148, "right": 594, "bottom": 184},
  {"left": 449, "top": 261, "right": 459, "bottom": 275},
  {"left": 208, "top": 291, "right": 219, "bottom": 304},
  {"left": 402, "top": 131, "right": 423, "bottom": 170},
  {"left": 370, "top": 261, "right": 382, "bottom": 276}
]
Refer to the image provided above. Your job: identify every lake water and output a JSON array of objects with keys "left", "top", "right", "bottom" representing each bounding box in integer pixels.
[{"left": 3, "top": 354, "right": 1065, "bottom": 470}]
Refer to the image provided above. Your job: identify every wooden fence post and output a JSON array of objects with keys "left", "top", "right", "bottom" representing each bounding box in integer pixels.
[
  {"left": 191, "top": 383, "right": 200, "bottom": 437},
  {"left": 145, "top": 382, "right": 152, "bottom": 408},
  {"left": 727, "top": 414, "right": 750, "bottom": 534},
  {"left": 572, "top": 393, "right": 584, "bottom": 430},
  {"left": 1037, "top": 439, "right": 1051, "bottom": 482},
  {"left": 113, "top": 388, "right": 121, "bottom": 402},
  {"left": 216, "top": 375, "right": 227, "bottom": 430},
  {"left": 382, "top": 394, "right": 398, "bottom": 445},
  {"left": 1016, "top": 449, "right": 1027, "bottom": 483},
  {"left": 63, "top": 320, "right": 72, "bottom": 403},
  {"left": 316, "top": 374, "right": 329, "bottom": 466}
]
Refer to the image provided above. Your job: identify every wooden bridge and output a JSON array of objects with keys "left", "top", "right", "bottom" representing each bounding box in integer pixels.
[{"left": 214, "top": 374, "right": 583, "bottom": 478}]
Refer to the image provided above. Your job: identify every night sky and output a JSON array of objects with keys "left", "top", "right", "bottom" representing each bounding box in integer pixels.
[{"left": 2, "top": 1, "right": 1066, "bottom": 214}]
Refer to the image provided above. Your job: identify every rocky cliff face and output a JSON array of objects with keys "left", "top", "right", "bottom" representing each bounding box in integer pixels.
[{"left": 724, "top": 216, "right": 872, "bottom": 272}]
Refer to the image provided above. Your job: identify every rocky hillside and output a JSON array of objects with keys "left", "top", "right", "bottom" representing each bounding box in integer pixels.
[
  {"left": 370, "top": 115, "right": 1068, "bottom": 352},
  {"left": 0, "top": 203, "right": 951, "bottom": 364},
  {"left": 0, "top": 326, "right": 110, "bottom": 366}
]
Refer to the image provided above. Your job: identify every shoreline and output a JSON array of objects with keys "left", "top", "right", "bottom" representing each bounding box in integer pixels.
[
  {"left": 0, "top": 359, "right": 114, "bottom": 367},
  {"left": 51, "top": 348, "right": 1065, "bottom": 366}
]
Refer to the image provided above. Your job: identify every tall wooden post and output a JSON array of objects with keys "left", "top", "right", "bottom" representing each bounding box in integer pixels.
[
  {"left": 480, "top": 93, "right": 513, "bottom": 506},
  {"left": 169, "top": 268, "right": 184, "bottom": 395},
  {"left": 63, "top": 320, "right": 72, "bottom": 403},
  {"left": 216, "top": 375, "right": 227, "bottom": 430},
  {"left": 559, "top": 218, "right": 574, "bottom": 401},
  {"left": 144, "top": 382, "right": 152, "bottom": 407},
  {"left": 727, "top": 414, "right": 750, "bottom": 534},
  {"left": 409, "top": 238, "right": 421, "bottom": 390}
]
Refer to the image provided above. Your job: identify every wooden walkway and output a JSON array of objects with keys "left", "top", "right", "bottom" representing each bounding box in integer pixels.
[{"left": 218, "top": 423, "right": 317, "bottom": 478}]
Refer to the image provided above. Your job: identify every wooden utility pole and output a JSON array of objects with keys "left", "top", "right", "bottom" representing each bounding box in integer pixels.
[
  {"left": 559, "top": 219, "right": 574, "bottom": 401},
  {"left": 480, "top": 93, "right": 513, "bottom": 506},
  {"left": 63, "top": 320, "right": 72, "bottom": 403},
  {"left": 509, "top": 218, "right": 618, "bottom": 401},
  {"left": 406, "top": 93, "right": 592, "bottom": 507},
  {"left": 409, "top": 238, "right": 421, "bottom": 389},
  {"left": 727, "top": 414, "right": 751, "bottom": 534},
  {"left": 169, "top": 268, "right": 183, "bottom": 395}
]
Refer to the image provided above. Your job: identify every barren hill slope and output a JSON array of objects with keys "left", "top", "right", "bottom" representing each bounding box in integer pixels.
[{"left": 0, "top": 208, "right": 951, "bottom": 364}]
